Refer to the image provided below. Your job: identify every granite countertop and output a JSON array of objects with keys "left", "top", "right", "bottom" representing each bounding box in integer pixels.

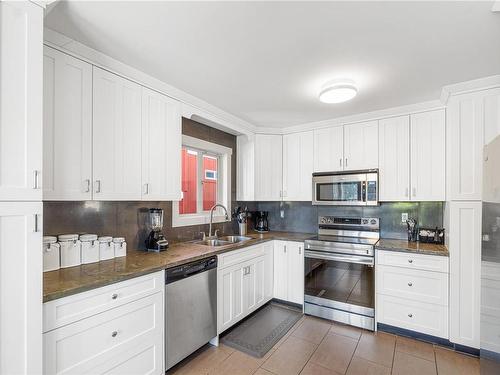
[
  {"left": 43, "top": 231, "right": 315, "bottom": 303},
  {"left": 375, "top": 238, "right": 449, "bottom": 257}
]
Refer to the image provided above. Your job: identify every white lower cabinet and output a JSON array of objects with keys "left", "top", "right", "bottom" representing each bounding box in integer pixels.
[
  {"left": 376, "top": 250, "right": 449, "bottom": 339},
  {"left": 273, "top": 241, "right": 304, "bottom": 305},
  {"left": 217, "top": 242, "right": 273, "bottom": 334},
  {"left": 43, "top": 271, "right": 164, "bottom": 375}
]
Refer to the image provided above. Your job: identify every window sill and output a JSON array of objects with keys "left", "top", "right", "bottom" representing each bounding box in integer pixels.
[{"left": 171, "top": 211, "right": 228, "bottom": 228}]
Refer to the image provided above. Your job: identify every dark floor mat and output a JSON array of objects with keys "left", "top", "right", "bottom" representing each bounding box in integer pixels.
[{"left": 221, "top": 302, "right": 303, "bottom": 358}]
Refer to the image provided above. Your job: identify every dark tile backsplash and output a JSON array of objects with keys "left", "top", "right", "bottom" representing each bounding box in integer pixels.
[{"left": 238, "top": 201, "right": 444, "bottom": 240}]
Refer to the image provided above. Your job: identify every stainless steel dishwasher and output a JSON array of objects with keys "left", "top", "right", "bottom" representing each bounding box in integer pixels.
[{"left": 165, "top": 256, "right": 217, "bottom": 370}]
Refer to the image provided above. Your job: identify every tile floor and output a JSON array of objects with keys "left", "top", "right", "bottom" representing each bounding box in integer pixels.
[{"left": 167, "top": 315, "right": 480, "bottom": 375}]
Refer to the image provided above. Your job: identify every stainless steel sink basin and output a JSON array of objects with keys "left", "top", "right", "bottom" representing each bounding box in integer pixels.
[
  {"left": 196, "top": 239, "right": 232, "bottom": 247},
  {"left": 195, "top": 235, "right": 252, "bottom": 247},
  {"left": 218, "top": 235, "right": 252, "bottom": 243}
]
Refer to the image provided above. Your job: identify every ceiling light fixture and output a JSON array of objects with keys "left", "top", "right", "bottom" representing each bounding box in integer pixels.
[{"left": 319, "top": 79, "right": 358, "bottom": 104}]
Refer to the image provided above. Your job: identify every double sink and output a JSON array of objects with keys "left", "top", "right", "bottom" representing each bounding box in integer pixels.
[{"left": 196, "top": 235, "right": 252, "bottom": 247}]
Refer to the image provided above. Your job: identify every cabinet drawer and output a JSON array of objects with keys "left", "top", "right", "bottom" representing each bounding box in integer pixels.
[
  {"left": 377, "top": 250, "right": 448, "bottom": 273},
  {"left": 377, "top": 265, "right": 448, "bottom": 305},
  {"left": 44, "top": 271, "right": 164, "bottom": 332},
  {"left": 44, "top": 292, "right": 163, "bottom": 375},
  {"left": 377, "top": 294, "right": 448, "bottom": 339},
  {"left": 218, "top": 243, "right": 266, "bottom": 269}
]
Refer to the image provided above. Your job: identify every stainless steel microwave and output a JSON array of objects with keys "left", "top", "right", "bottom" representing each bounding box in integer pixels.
[{"left": 312, "top": 169, "right": 378, "bottom": 206}]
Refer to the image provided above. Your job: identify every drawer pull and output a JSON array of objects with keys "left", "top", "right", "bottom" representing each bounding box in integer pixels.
[
  {"left": 408, "top": 259, "right": 413, "bottom": 264},
  {"left": 111, "top": 294, "right": 118, "bottom": 300},
  {"left": 408, "top": 282, "right": 413, "bottom": 287},
  {"left": 408, "top": 313, "right": 413, "bottom": 318},
  {"left": 111, "top": 331, "right": 118, "bottom": 338}
]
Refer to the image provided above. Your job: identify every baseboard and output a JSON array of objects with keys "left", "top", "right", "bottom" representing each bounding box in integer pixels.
[{"left": 377, "top": 323, "right": 480, "bottom": 357}]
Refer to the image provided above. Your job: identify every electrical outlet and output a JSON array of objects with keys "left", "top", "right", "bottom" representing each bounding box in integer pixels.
[{"left": 402, "top": 213, "right": 408, "bottom": 223}]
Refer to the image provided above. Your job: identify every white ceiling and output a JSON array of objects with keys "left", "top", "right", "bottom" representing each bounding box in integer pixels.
[{"left": 45, "top": 1, "right": 500, "bottom": 128}]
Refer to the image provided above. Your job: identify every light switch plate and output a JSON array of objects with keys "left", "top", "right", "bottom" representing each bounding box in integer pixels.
[{"left": 401, "top": 213, "right": 408, "bottom": 223}]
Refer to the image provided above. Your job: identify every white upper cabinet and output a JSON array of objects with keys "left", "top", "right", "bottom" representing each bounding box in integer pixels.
[
  {"left": 343, "top": 120, "right": 379, "bottom": 171},
  {"left": 236, "top": 135, "right": 255, "bottom": 201},
  {"left": 447, "top": 92, "right": 485, "bottom": 201},
  {"left": 93, "top": 67, "right": 142, "bottom": 200},
  {"left": 141, "top": 88, "right": 181, "bottom": 201},
  {"left": 313, "top": 126, "right": 344, "bottom": 172},
  {"left": 410, "top": 109, "right": 446, "bottom": 201},
  {"left": 43, "top": 47, "right": 93, "bottom": 201},
  {"left": 254, "top": 134, "right": 283, "bottom": 201},
  {"left": 0, "top": 1, "right": 43, "bottom": 201},
  {"left": 283, "top": 131, "right": 314, "bottom": 201},
  {"left": 379, "top": 116, "right": 410, "bottom": 201}
]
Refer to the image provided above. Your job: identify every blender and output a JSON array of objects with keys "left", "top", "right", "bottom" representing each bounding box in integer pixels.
[{"left": 146, "top": 208, "right": 169, "bottom": 252}]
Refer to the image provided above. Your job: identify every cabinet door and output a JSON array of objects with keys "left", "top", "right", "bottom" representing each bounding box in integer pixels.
[
  {"left": 273, "top": 241, "right": 288, "bottom": 300},
  {"left": 43, "top": 47, "right": 92, "bottom": 200},
  {"left": 344, "top": 121, "right": 379, "bottom": 171},
  {"left": 93, "top": 67, "right": 142, "bottom": 200},
  {"left": 142, "top": 88, "right": 181, "bottom": 201},
  {"left": 236, "top": 134, "right": 255, "bottom": 201},
  {"left": 0, "top": 202, "right": 42, "bottom": 374},
  {"left": 255, "top": 134, "right": 282, "bottom": 201},
  {"left": 410, "top": 110, "right": 445, "bottom": 201},
  {"left": 379, "top": 116, "right": 410, "bottom": 201},
  {"left": 447, "top": 93, "right": 485, "bottom": 200},
  {"left": 283, "top": 131, "right": 314, "bottom": 201},
  {"left": 243, "top": 261, "right": 257, "bottom": 313},
  {"left": 313, "top": 126, "right": 344, "bottom": 172},
  {"left": 287, "top": 242, "right": 304, "bottom": 305},
  {"left": 217, "top": 264, "right": 245, "bottom": 334},
  {"left": 263, "top": 241, "right": 274, "bottom": 303},
  {"left": 0, "top": 1, "right": 43, "bottom": 201},
  {"left": 448, "top": 201, "right": 481, "bottom": 348}
]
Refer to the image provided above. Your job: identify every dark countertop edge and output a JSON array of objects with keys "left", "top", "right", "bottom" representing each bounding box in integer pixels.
[
  {"left": 43, "top": 232, "right": 314, "bottom": 303},
  {"left": 375, "top": 243, "right": 449, "bottom": 257}
]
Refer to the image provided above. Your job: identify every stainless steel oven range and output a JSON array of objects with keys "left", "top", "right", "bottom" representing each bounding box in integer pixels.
[{"left": 304, "top": 216, "right": 379, "bottom": 330}]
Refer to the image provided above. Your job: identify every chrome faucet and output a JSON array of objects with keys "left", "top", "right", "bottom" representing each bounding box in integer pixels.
[{"left": 208, "top": 204, "right": 229, "bottom": 238}]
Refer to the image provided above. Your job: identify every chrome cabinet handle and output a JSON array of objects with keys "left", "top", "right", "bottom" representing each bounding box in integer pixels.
[
  {"left": 408, "top": 259, "right": 413, "bottom": 264},
  {"left": 84, "top": 179, "right": 91, "bottom": 193},
  {"left": 143, "top": 183, "right": 149, "bottom": 195},
  {"left": 34, "top": 214, "right": 40, "bottom": 232},
  {"left": 408, "top": 313, "right": 413, "bottom": 318},
  {"left": 284, "top": 245, "right": 287, "bottom": 253},
  {"left": 345, "top": 158, "right": 348, "bottom": 167},
  {"left": 408, "top": 282, "right": 413, "bottom": 287},
  {"left": 95, "top": 180, "right": 101, "bottom": 193},
  {"left": 33, "top": 170, "right": 40, "bottom": 189},
  {"left": 111, "top": 331, "right": 118, "bottom": 338},
  {"left": 111, "top": 293, "right": 118, "bottom": 300},
  {"left": 339, "top": 158, "right": 342, "bottom": 167},
  {"left": 299, "top": 246, "right": 302, "bottom": 255}
]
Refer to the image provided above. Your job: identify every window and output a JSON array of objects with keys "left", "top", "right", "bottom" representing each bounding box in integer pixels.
[{"left": 173, "top": 135, "right": 232, "bottom": 227}]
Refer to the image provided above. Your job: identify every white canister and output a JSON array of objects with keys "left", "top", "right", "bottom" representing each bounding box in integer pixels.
[
  {"left": 43, "top": 236, "right": 60, "bottom": 272},
  {"left": 98, "top": 236, "right": 114, "bottom": 261},
  {"left": 58, "top": 234, "right": 81, "bottom": 268},
  {"left": 113, "top": 237, "right": 127, "bottom": 257},
  {"left": 80, "top": 234, "right": 99, "bottom": 264}
]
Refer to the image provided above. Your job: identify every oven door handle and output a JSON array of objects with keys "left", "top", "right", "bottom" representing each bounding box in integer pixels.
[{"left": 305, "top": 250, "right": 374, "bottom": 266}]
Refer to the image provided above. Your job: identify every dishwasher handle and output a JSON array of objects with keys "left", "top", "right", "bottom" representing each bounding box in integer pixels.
[{"left": 166, "top": 256, "right": 217, "bottom": 284}]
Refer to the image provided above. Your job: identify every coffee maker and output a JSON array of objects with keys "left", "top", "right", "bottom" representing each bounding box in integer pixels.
[
  {"left": 254, "top": 211, "right": 269, "bottom": 233},
  {"left": 146, "top": 208, "right": 169, "bottom": 252}
]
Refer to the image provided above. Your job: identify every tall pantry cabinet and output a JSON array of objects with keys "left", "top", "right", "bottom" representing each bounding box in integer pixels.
[
  {"left": 0, "top": 1, "right": 44, "bottom": 374},
  {"left": 446, "top": 88, "right": 500, "bottom": 349}
]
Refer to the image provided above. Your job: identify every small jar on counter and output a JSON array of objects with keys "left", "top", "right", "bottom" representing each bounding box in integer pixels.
[
  {"left": 80, "top": 234, "right": 99, "bottom": 264},
  {"left": 58, "top": 234, "right": 81, "bottom": 268},
  {"left": 113, "top": 237, "right": 127, "bottom": 257},
  {"left": 43, "top": 236, "right": 60, "bottom": 272},
  {"left": 98, "top": 236, "right": 114, "bottom": 261}
]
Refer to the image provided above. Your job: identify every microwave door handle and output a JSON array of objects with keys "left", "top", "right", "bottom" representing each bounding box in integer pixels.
[{"left": 361, "top": 181, "right": 367, "bottom": 203}]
